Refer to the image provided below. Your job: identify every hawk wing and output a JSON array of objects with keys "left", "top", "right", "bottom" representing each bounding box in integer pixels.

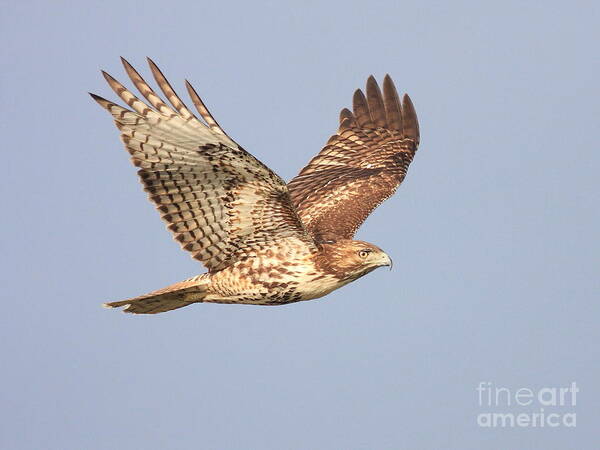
[
  {"left": 92, "top": 58, "right": 314, "bottom": 272},
  {"left": 287, "top": 75, "right": 420, "bottom": 241}
]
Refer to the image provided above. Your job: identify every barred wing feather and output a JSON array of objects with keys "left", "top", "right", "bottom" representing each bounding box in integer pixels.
[
  {"left": 287, "top": 75, "right": 420, "bottom": 241},
  {"left": 91, "top": 58, "right": 313, "bottom": 272}
]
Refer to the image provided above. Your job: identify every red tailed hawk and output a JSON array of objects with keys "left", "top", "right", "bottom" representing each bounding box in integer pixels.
[{"left": 92, "top": 58, "right": 420, "bottom": 314}]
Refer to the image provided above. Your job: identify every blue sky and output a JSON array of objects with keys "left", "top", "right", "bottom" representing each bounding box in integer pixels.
[{"left": 1, "top": 1, "right": 598, "bottom": 448}]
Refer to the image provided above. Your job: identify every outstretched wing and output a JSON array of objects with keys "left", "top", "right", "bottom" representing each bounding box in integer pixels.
[
  {"left": 287, "top": 75, "right": 420, "bottom": 241},
  {"left": 92, "top": 58, "right": 314, "bottom": 272}
]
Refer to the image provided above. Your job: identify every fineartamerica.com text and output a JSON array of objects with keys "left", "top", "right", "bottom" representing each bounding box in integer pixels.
[{"left": 476, "top": 381, "right": 578, "bottom": 428}]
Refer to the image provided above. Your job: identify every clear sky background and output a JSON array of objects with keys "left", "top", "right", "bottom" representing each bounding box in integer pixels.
[{"left": 1, "top": 1, "right": 598, "bottom": 449}]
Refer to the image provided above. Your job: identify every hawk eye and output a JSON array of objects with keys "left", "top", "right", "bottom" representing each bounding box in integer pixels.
[{"left": 358, "top": 249, "right": 371, "bottom": 259}]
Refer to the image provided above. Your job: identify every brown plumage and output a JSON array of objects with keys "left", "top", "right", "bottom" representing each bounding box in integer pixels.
[
  {"left": 288, "top": 75, "right": 419, "bottom": 241},
  {"left": 92, "top": 58, "right": 420, "bottom": 314}
]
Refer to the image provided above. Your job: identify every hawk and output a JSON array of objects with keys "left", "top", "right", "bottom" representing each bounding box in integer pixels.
[{"left": 92, "top": 58, "right": 420, "bottom": 314}]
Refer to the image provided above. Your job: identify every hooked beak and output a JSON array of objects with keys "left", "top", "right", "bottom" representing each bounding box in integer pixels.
[{"left": 379, "top": 253, "right": 393, "bottom": 270}]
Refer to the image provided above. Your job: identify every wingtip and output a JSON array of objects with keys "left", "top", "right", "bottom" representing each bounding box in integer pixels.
[
  {"left": 89, "top": 92, "right": 108, "bottom": 104},
  {"left": 101, "top": 70, "right": 119, "bottom": 85},
  {"left": 383, "top": 74, "right": 396, "bottom": 90},
  {"left": 120, "top": 56, "right": 135, "bottom": 71},
  {"left": 339, "top": 107, "right": 352, "bottom": 118},
  {"left": 146, "top": 57, "right": 169, "bottom": 84},
  {"left": 365, "top": 75, "right": 381, "bottom": 93},
  {"left": 366, "top": 75, "right": 383, "bottom": 95},
  {"left": 353, "top": 88, "right": 366, "bottom": 101},
  {"left": 338, "top": 107, "right": 355, "bottom": 131},
  {"left": 367, "top": 75, "right": 379, "bottom": 93},
  {"left": 402, "top": 93, "right": 417, "bottom": 116},
  {"left": 146, "top": 56, "right": 158, "bottom": 69},
  {"left": 366, "top": 75, "right": 379, "bottom": 93},
  {"left": 401, "top": 93, "right": 420, "bottom": 142}
]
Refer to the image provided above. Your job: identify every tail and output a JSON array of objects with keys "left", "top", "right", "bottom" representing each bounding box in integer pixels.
[{"left": 103, "top": 275, "right": 209, "bottom": 314}]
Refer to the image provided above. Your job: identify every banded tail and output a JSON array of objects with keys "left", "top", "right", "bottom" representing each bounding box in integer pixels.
[{"left": 103, "top": 275, "right": 208, "bottom": 314}]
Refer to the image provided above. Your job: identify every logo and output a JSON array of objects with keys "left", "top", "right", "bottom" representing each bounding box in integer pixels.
[{"left": 476, "top": 381, "right": 578, "bottom": 428}]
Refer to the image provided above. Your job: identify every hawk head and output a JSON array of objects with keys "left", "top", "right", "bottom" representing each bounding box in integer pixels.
[{"left": 318, "top": 239, "right": 392, "bottom": 280}]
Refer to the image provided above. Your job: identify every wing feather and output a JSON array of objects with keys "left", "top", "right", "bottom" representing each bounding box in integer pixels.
[
  {"left": 288, "top": 75, "right": 420, "bottom": 241},
  {"left": 185, "top": 79, "right": 229, "bottom": 137},
  {"left": 402, "top": 93, "right": 420, "bottom": 144},
  {"left": 352, "top": 89, "right": 374, "bottom": 128},
  {"left": 147, "top": 57, "right": 196, "bottom": 121},
  {"left": 338, "top": 108, "right": 356, "bottom": 131},
  {"left": 120, "top": 57, "right": 176, "bottom": 117},
  {"left": 92, "top": 60, "right": 314, "bottom": 271},
  {"left": 366, "top": 75, "right": 387, "bottom": 128},
  {"left": 383, "top": 74, "right": 403, "bottom": 131}
]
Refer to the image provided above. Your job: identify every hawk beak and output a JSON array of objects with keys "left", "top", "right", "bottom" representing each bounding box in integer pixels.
[{"left": 380, "top": 253, "right": 393, "bottom": 270}]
